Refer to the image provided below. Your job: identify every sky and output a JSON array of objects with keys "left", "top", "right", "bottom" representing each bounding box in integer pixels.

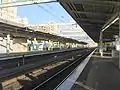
[
  {"left": 17, "top": 2, "right": 74, "bottom": 24},
  {"left": 17, "top": 1, "right": 95, "bottom": 44}
]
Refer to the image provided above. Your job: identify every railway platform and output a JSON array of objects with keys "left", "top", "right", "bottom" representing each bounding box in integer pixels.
[
  {"left": 1, "top": 48, "right": 119, "bottom": 90},
  {"left": 0, "top": 48, "right": 93, "bottom": 90},
  {"left": 56, "top": 52, "right": 120, "bottom": 90}
]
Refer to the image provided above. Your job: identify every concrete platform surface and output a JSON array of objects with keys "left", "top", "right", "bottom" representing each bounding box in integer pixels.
[{"left": 71, "top": 55, "right": 120, "bottom": 90}]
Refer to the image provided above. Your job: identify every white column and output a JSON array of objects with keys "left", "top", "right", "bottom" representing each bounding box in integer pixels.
[
  {"left": 6, "top": 34, "right": 10, "bottom": 54},
  {"left": 99, "top": 31, "right": 103, "bottom": 57},
  {"left": 118, "top": 12, "right": 120, "bottom": 68}
]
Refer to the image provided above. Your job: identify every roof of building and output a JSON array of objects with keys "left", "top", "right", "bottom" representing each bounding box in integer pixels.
[{"left": 59, "top": 0, "right": 119, "bottom": 42}]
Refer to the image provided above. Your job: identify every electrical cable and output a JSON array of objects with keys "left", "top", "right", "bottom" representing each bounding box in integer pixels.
[
  {"left": 37, "top": 4, "right": 65, "bottom": 22},
  {"left": 0, "top": 0, "right": 57, "bottom": 8}
]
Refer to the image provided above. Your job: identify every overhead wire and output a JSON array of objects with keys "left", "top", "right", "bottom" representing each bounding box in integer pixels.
[
  {"left": 0, "top": 0, "right": 57, "bottom": 8},
  {"left": 37, "top": 4, "right": 65, "bottom": 23},
  {"left": 37, "top": 4, "right": 90, "bottom": 43},
  {"left": 45, "top": 3, "right": 67, "bottom": 21},
  {"left": 43, "top": 3, "right": 77, "bottom": 30},
  {"left": 37, "top": 4, "right": 80, "bottom": 36},
  {"left": 0, "top": 0, "right": 88, "bottom": 43},
  {"left": 32, "top": 3, "right": 87, "bottom": 42}
]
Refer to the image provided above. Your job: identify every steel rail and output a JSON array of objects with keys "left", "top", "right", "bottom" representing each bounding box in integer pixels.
[
  {"left": 54, "top": 49, "right": 96, "bottom": 90},
  {"left": 32, "top": 49, "right": 93, "bottom": 90}
]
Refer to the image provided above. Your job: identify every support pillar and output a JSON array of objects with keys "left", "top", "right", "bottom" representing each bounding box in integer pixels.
[
  {"left": 99, "top": 31, "right": 103, "bottom": 57},
  {"left": 33, "top": 38, "right": 38, "bottom": 51},
  {"left": 27, "top": 39, "right": 33, "bottom": 51},
  {"left": 30, "top": 39, "right": 33, "bottom": 51},
  {"left": 6, "top": 34, "right": 10, "bottom": 54},
  {"left": 119, "top": 12, "right": 120, "bottom": 68},
  {"left": 57, "top": 41, "right": 60, "bottom": 48}
]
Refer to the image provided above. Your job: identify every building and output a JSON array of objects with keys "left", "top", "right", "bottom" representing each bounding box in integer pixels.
[
  {"left": 30, "top": 22, "right": 97, "bottom": 47},
  {"left": 57, "top": 22, "right": 97, "bottom": 47},
  {"left": 0, "top": 0, "right": 28, "bottom": 53},
  {"left": 29, "top": 22, "right": 58, "bottom": 35},
  {"left": 0, "top": 0, "right": 28, "bottom": 24}
]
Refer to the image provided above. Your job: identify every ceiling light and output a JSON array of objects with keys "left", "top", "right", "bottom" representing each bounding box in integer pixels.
[
  {"left": 111, "top": 17, "right": 119, "bottom": 24},
  {"left": 102, "top": 17, "right": 119, "bottom": 32}
]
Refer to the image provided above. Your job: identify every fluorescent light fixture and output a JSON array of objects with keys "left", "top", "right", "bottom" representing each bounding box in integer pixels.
[
  {"left": 111, "top": 17, "right": 119, "bottom": 24},
  {"left": 102, "top": 17, "right": 119, "bottom": 32},
  {"left": 106, "top": 25, "right": 110, "bottom": 29},
  {"left": 102, "top": 25, "right": 110, "bottom": 31},
  {"left": 102, "top": 28, "right": 105, "bottom": 32}
]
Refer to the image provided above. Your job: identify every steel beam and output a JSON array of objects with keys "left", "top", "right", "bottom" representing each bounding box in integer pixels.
[
  {"left": 71, "top": 0, "right": 120, "bottom": 6},
  {"left": 102, "top": 12, "right": 119, "bottom": 32},
  {"left": 72, "top": 11, "right": 112, "bottom": 16},
  {"left": 77, "top": 18, "right": 106, "bottom": 23},
  {"left": 60, "top": 0, "right": 79, "bottom": 23},
  {"left": 78, "top": 23, "right": 102, "bottom": 28},
  {"left": 6, "top": 34, "right": 10, "bottom": 53},
  {"left": 119, "top": 12, "right": 120, "bottom": 68},
  {"left": 104, "top": 31, "right": 118, "bottom": 33},
  {"left": 102, "top": 38, "right": 114, "bottom": 42},
  {"left": 99, "top": 31, "right": 103, "bottom": 57}
]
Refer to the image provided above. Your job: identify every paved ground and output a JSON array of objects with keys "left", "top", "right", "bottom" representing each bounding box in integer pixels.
[{"left": 71, "top": 55, "right": 120, "bottom": 90}]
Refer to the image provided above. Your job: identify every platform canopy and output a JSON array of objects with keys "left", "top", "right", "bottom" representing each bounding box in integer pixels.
[{"left": 59, "top": 0, "right": 120, "bottom": 42}]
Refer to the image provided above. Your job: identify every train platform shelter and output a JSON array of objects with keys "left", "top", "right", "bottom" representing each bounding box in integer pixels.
[
  {"left": 59, "top": 0, "right": 120, "bottom": 65},
  {"left": 55, "top": 0, "right": 120, "bottom": 90},
  {"left": 56, "top": 52, "right": 120, "bottom": 90}
]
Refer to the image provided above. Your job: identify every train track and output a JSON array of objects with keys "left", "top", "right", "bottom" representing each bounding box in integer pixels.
[
  {"left": 0, "top": 48, "right": 86, "bottom": 70},
  {"left": 0, "top": 48, "right": 92, "bottom": 90},
  {"left": 19, "top": 48, "right": 94, "bottom": 90}
]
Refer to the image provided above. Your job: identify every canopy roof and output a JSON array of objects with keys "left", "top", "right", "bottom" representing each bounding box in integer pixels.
[{"left": 59, "top": 0, "right": 120, "bottom": 42}]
